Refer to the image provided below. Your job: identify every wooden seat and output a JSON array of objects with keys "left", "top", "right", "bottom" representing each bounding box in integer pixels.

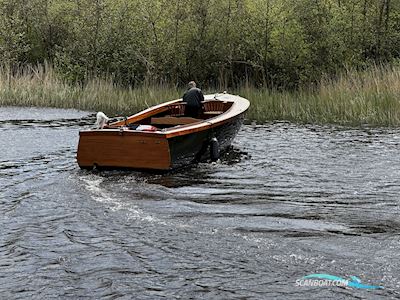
[
  {"left": 203, "top": 101, "right": 232, "bottom": 114},
  {"left": 151, "top": 116, "right": 201, "bottom": 126},
  {"left": 168, "top": 104, "right": 186, "bottom": 116}
]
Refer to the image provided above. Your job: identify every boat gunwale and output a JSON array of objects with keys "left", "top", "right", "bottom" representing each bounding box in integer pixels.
[{"left": 79, "top": 94, "right": 249, "bottom": 139}]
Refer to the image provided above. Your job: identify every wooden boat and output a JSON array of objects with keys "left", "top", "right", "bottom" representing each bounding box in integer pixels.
[{"left": 77, "top": 93, "right": 250, "bottom": 170}]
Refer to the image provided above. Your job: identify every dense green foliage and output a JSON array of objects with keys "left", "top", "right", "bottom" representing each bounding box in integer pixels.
[{"left": 0, "top": 0, "right": 399, "bottom": 89}]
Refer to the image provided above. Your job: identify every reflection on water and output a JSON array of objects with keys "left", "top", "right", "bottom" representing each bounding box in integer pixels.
[{"left": 1, "top": 106, "right": 399, "bottom": 299}]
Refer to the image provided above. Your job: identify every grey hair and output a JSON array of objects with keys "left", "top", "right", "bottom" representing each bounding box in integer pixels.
[{"left": 188, "top": 81, "right": 196, "bottom": 88}]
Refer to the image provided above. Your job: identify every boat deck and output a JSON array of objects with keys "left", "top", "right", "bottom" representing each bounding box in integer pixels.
[{"left": 80, "top": 94, "right": 250, "bottom": 138}]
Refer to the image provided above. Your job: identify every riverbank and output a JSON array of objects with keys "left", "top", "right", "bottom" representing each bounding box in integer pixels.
[{"left": 1, "top": 64, "right": 399, "bottom": 126}]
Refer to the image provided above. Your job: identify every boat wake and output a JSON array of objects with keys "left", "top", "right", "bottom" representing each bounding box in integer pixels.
[{"left": 79, "top": 174, "right": 168, "bottom": 225}]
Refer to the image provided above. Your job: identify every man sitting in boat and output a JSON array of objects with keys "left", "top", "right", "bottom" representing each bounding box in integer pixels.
[{"left": 182, "top": 81, "right": 204, "bottom": 118}]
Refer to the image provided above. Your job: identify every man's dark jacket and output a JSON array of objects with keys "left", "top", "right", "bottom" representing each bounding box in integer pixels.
[{"left": 183, "top": 87, "right": 204, "bottom": 109}]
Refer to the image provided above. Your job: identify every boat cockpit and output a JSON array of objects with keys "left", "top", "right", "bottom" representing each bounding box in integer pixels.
[
  {"left": 146, "top": 100, "right": 233, "bottom": 128},
  {"left": 109, "top": 100, "right": 234, "bottom": 130}
]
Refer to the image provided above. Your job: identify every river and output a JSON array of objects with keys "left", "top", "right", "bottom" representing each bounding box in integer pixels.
[{"left": 1, "top": 107, "right": 399, "bottom": 299}]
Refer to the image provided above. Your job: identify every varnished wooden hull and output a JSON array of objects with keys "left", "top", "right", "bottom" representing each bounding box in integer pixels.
[
  {"left": 77, "top": 131, "right": 171, "bottom": 170},
  {"left": 77, "top": 94, "right": 249, "bottom": 170}
]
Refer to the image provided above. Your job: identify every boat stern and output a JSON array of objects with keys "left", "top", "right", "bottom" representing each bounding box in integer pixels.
[{"left": 77, "top": 130, "right": 171, "bottom": 170}]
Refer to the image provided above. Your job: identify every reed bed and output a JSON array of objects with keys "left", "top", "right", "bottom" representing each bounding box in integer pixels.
[
  {"left": 1, "top": 64, "right": 399, "bottom": 126},
  {"left": 0, "top": 64, "right": 181, "bottom": 115},
  {"left": 240, "top": 65, "right": 400, "bottom": 126}
]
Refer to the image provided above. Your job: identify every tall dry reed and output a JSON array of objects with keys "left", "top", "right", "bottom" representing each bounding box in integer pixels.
[
  {"left": 240, "top": 65, "right": 400, "bottom": 125},
  {"left": 1, "top": 63, "right": 399, "bottom": 125}
]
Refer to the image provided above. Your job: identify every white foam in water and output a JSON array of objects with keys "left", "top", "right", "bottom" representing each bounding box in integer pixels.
[
  {"left": 80, "top": 174, "right": 168, "bottom": 225},
  {"left": 81, "top": 175, "right": 140, "bottom": 215}
]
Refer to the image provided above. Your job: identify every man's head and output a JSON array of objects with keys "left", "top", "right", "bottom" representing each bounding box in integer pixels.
[{"left": 188, "top": 81, "right": 196, "bottom": 89}]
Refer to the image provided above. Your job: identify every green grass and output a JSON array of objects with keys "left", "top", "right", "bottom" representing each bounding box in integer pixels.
[{"left": 1, "top": 63, "right": 400, "bottom": 126}]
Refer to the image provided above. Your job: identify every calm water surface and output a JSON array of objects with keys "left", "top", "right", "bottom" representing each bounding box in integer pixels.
[{"left": 1, "top": 107, "right": 400, "bottom": 299}]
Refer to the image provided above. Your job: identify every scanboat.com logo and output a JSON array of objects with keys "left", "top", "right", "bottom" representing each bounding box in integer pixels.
[{"left": 296, "top": 274, "right": 383, "bottom": 290}]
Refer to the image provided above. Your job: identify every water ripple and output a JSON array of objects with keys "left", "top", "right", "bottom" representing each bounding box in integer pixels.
[{"left": 1, "top": 109, "right": 399, "bottom": 298}]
